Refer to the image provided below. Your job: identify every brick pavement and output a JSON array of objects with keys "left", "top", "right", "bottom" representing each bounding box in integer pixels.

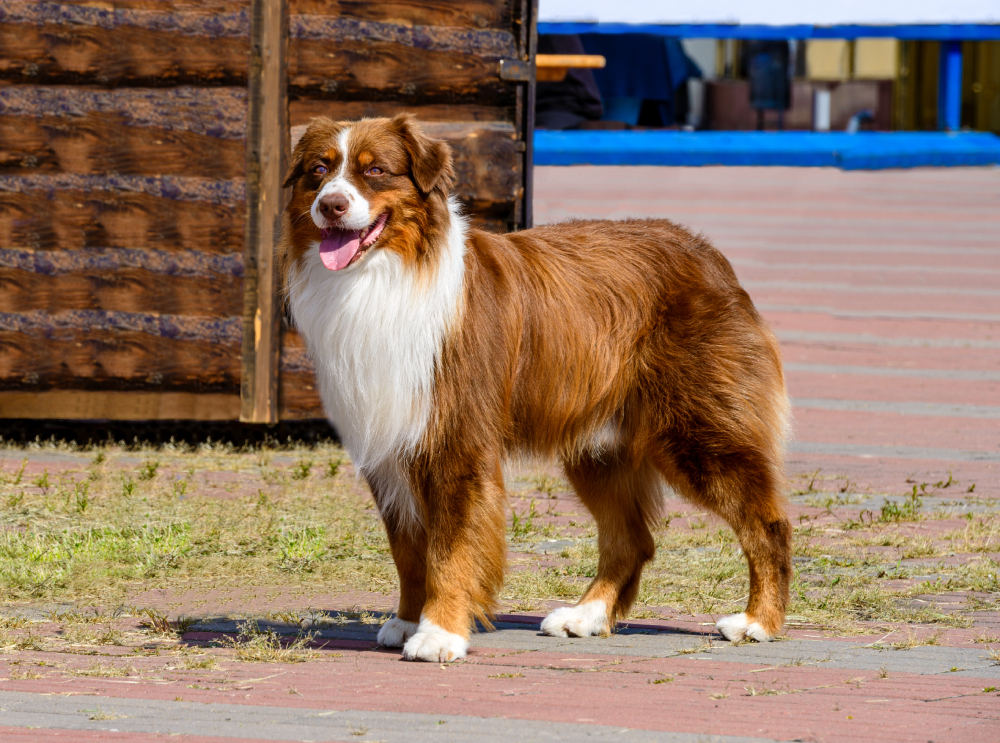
[{"left": 2, "top": 165, "right": 999, "bottom": 741}]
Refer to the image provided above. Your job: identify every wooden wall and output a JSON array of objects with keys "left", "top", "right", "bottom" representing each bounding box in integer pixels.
[{"left": 0, "top": 0, "right": 537, "bottom": 422}]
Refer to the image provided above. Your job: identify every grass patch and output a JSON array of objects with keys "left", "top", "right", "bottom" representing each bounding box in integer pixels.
[
  {"left": 0, "top": 441, "right": 394, "bottom": 605},
  {"left": 222, "top": 621, "right": 318, "bottom": 663},
  {"left": 1, "top": 438, "right": 993, "bottom": 642},
  {"left": 181, "top": 654, "right": 221, "bottom": 670},
  {"left": 502, "top": 568, "right": 580, "bottom": 601},
  {"left": 885, "top": 629, "right": 943, "bottom": 650},
  {"left": 0, "top": 630, "right": 45, "bottom": 652}
]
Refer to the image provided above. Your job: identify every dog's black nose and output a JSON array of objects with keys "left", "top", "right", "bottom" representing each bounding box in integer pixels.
[{"left": 319, "top": 193, "right": 349, "bottom": 219}]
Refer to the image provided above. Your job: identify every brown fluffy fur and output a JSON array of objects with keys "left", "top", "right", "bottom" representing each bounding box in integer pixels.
[{"left": 279, "top": 114, "right": 793, "bottom": 650}]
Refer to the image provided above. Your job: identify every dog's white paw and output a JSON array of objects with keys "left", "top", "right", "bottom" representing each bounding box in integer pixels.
[
  {"left": 716, "top": 612, "right": 772, "bottom": 643},
  {"left": 377, "top": 617, "right": 418, "bottom": 648},
  {"left": 541, "top": 600, "right": 610, "bottom": 638},
  {"left": 401, "top": 619, "right": 468, "bottom": 662}
]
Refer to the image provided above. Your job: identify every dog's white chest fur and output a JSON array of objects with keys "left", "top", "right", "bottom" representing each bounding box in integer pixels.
[{"left": 287, "top": 201, "right": 466, "bottom": 524}]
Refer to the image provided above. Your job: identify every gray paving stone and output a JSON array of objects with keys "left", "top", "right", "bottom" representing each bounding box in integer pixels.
[{"left": 0, "top": 690, "right": 778, "bottom": 743}]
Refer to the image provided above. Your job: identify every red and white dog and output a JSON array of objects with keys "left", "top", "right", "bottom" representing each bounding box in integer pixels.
[{"left": 279, "top": 114, "right": 792, "bottom": 662}]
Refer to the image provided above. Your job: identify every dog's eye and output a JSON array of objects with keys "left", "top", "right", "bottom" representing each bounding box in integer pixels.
[
  {"left": 313, "top": 164, "right": 328, "bottom": 175},
  {"left": 365, "top": 166, "right": 384, "bottom": 176}
]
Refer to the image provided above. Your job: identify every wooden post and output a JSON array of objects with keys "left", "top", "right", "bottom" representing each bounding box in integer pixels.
[
  {"left": 241, "top": 0, "right": 288, "bottom": 423},
  {"left": 521, "top": 0, "right": 538, "bottom": 229}
]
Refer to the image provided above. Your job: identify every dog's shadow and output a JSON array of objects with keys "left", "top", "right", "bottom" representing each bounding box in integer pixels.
[{"left": 180, "top": 610, "right": 714, "bottom": 651}]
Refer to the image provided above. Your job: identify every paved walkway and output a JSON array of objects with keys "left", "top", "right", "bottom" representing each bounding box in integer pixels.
[
  {"left": 2, "top": 165, "right": 999, "bottom": 742},
  {"left": 1, "top": 614, "right": 998, "bottom": 742}
]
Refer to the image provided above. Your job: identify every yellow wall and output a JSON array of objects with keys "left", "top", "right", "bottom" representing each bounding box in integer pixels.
[
  {"left": 854, "top": 38, "right": 898, "bottom": 79},
  {"left": 806, "top": 40, "right": 851, "bottom": 81}
]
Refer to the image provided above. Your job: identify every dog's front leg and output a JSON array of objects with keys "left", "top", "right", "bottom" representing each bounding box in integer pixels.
[
  {"left": 401, "top": 461, "right": 507, "bottom": 662},
  {"left": 377, "top": 516, "right": 427, "bottom": 648}
]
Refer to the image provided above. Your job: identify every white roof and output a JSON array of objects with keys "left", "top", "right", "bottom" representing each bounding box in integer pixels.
[{"left": 538, "top": 0, "right": 1000, "bottom": 25}]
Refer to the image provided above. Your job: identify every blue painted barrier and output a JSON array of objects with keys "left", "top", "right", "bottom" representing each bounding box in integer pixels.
[
  {"left": 533, "top": 131, "right": 1000, "bottom": 170},
  {"left": 536, "top": 23, "right": 1000, "bottom": 41}
]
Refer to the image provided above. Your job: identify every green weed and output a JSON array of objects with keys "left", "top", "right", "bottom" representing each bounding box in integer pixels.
[
  {"left": 510, "top": 499, "right": 540, "bottom": 539},
  {"left": 137, "top": 461, "right": 159, "bottom": 481},
  {"left": 291, "top": 460, "right": 313, "bottom": 480}
]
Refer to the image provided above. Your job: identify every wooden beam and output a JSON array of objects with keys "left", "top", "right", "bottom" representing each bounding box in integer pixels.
[
  {"left": 521, "top": 0, "right": 538, "bottom": 229},
  {"left": 535, "top": 54, "right": 605, "bottom": 82},
  {"left": 0, "top": 391, "right": 240, "bottom": 421},
  {"left": 241, "top": 0, "right": 288, "bottom": 424}
]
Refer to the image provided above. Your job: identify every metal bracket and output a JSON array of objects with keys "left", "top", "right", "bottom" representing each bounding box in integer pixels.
[{"left": 499, "top": 58, "right": 533, "bottom": 81}]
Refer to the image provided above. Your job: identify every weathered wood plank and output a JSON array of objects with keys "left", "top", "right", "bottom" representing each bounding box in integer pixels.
[
  {"left": 0, "top": 310, "right": 241, "bottom": 391},
  {"left": 286, "top": 6, "right": 520, "bottom": 103},
  {"left": 289, "top": 0, "right": 513, "bottom": 30},
  {"left": 0, "top": 176, "right": 244, "bottom": 252},
  {"left": 0, "top": 1, "right": 251, "bottom": 87},
  {"left": 289, "top": 40, "right": 514, "bottom": 104},
  {"left": 0, "top": 86, "right": 246, "bottom": 178},
  {"left": 0, "top": 390, "right": 241, "bottom": 420},
  {"left": 278, "top": 326, "right": 322, "bottom": 419},
  {"left": 426, "top": 121, "right": 521, "bottom": 204},
  {"left": 0, "top": 265, "right": 242, "bottom": 317},
  {"left": 290, "top": 13, "right": 517, "bottom": 55},
  {"left": 241, "top": 0, "right": 287, "bottom": 424},
  {"left": 279, "top": 371, "right": 324, "bottom": 419}
]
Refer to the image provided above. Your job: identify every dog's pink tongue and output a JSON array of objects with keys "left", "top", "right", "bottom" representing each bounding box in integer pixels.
[{"left": 319, "top": 228, "right": 362, "bottom": 271}]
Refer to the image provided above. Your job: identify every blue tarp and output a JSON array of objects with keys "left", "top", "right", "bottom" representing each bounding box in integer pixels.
[
  {"left": 533, "top": 131, "right": 1000, "bottom": 169},
  {"left": 576, "top": 34, "right": 701, "bottom": 125}
]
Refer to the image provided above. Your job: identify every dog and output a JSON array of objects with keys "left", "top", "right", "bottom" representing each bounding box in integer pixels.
[{"left": 278, "top": 114, "right": 792, "bottom": 662}]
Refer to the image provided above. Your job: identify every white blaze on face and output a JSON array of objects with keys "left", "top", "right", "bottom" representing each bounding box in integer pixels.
[{"left": 310, "top": 127, "right": 372, "bottom": 231}]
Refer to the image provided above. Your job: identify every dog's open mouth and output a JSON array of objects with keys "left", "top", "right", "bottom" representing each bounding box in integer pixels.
[{"left": 318, "top": 212, "right": 389, "bottom": 271}]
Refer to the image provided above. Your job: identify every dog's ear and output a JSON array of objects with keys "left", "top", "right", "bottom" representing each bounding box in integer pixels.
[
  {"left": 282, "top": 146, "right": 306, "bottom": 189},
  {"left": 391, "top": 113, "right": 454, "bottom": 196}
]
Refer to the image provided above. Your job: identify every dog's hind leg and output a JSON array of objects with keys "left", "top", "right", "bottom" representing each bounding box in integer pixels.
[
  {"left": 652, "top": 442, "right": 792, "bottom": 643},
  {"left": 400, "top": 458, "right": 507, "bottom": 662},
  {"left": 541, "top": 454, "right": 660, "bottom": 638}
]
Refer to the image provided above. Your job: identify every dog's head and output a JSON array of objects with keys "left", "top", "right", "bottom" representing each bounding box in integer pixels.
[{"left": 280, "top": 114, "right": 455, "bottom": 275}]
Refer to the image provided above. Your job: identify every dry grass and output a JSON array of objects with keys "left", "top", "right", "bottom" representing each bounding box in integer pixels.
[
  {"left": 675, "top": 640, "right": 715, "bottom": 655},
  {"left": 72, "top": 661, "right": 136, "bottom": 677},
  {"left": 744, "top": 684, "right": 781, "bottom": 696},
  {"left": 869, "top": 628, "right": 945, "bottom": 650},
  {"left": 180, "top": 654, "right": 221, "bottom": 670},
  {"left": 62, "top": 625, "right": 126, "bottom": 647},
  {"left": 222, "top": 620, "right": 318, "bottom": 663},
  {"left": 0, "top": 630, "right": 45, "bottom": 653},
  {"left": 80, "top": 706, "right": 124, "bottom": 721},
  {"left": 8, "top": 667, "right": 44, "bottom": 680}
]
